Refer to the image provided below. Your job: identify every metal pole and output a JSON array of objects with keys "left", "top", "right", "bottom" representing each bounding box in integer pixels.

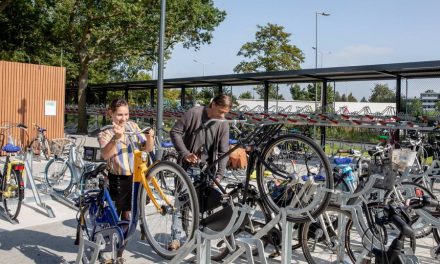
[
  {"left": 315, "top": 12, "right": 318, "bottom": 69},
  {"left": 181, "top": 86, "right": 186, "bottom": 107},
  {"left": 155, "top": 0, "right": 166, "bottom": 160},
  {"left": 264, "top": 81, "right": 269, "bottom": 113},
  {"left": 395, "top": 76, "right": 401, "bottom": 142},
  {"left": 321, "top": 80, "right": 328, "bottom": 149}
]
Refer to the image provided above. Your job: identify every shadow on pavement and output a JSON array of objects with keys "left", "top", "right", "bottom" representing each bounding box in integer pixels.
[{"left": 0, "top": 224, "right": 76, "bottom": 263}]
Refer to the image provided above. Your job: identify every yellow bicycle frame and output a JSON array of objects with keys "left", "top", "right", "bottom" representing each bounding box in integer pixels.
[
  {"left": 1, "top": 159, "right": 24, "bottom": 198},
  {"left": 133, "top": 149, "right": 172, "bottom": 213}
]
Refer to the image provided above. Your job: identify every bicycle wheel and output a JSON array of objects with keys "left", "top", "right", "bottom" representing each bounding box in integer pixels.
[
  {"left": 163, "top": 151, "right": 178, "bottom": 163},
  {"left": 301, "top": 204, "right": 359, "bottom": 263},
  {"left": 42, "top": 138, "right": 51, "bottom": 160},
  {"left": 44, "top": 158, "right": 74, "bottom": 193},
  {"left": 257, "top": 134, "right": 333, "bottom": 223},
  {"left": 2, "top": 169, "right": 24, "bottom": 220},
  {"left": 138, "top": 161, "right": 199, "bottom": 259},
  {"left": 384, "top": 182, "right": 437, "bottom": 238}
]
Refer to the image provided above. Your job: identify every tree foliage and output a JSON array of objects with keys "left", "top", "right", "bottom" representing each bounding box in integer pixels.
[
  {"left": 0, "top": 0, "right": 226, "bottom": 132},
  {"left": 233, "top": 23, "right": 304, "bottom": 101},
  {"left": 239, "top": 91, "right": 254, "bottom": 99},
  {"left": 369, "top": 83, "right": 395, "bottom": 103},
  {"left": 408, "top": 98, "right": 423, "bottom": 116}
]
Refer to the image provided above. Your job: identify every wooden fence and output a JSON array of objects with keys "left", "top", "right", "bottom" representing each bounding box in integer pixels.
[{"left": 0, "top": 61, "right": 66, "bottom": 150}]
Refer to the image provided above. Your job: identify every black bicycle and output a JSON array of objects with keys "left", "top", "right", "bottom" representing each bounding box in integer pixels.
[{"left": 182, "top": 119, "right": 333, "bottom": 260}]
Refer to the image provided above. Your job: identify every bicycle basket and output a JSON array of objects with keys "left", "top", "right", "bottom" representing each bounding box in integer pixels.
[
  {"left": 373, "top": 164, "right": 397, "bottom": 191},
  {"left": 391, "top": 149, "right": 417, "bottom": 172},
  {"left": 49, "top": 138, "right": 71, "bottom": 157}
]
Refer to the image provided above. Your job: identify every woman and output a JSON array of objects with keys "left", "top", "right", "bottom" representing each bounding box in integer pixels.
[{"left": 98, "top": 98, "right": 154, "bottom": 263}]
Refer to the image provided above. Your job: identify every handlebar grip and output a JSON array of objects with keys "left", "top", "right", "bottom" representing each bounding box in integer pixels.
[
  {"left": 391, "top": 214, "right": 414, "bottom": 238},
  {"left": 337, "top": 149, "right": 352, "bottom": 154}
]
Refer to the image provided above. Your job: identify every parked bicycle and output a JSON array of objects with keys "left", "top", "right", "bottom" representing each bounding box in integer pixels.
[
  {"left": 75, "top": 125, "right": 199, "bottom": 263},
  {"left": 44, "top": 136, "right": 99, "bottom": 196},
  {"left": 28, "top": 123, "right": 51, "bottom": 160},
  {"left": 173, "top": 118, "right": 333, "bottom": 260},
  {"left": 0, "top": 123, "right": 26, "bottom": 220}
]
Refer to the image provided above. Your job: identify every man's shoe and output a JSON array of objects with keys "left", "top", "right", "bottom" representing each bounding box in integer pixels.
[{"left": 168, "top": 239, "right": 181, "bottom": 251}]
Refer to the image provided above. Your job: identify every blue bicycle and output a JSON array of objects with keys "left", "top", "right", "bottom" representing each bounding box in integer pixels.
[{"left": 75, "top": 125, "right": 199, "bottom": 263}]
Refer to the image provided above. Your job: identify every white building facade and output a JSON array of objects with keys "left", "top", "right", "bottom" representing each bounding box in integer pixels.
[{"left": 420, "top": 91, "right": 440, "bottom": 111}]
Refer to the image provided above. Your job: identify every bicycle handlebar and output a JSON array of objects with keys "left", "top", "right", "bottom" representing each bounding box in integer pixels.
[
  {"left": 99, "top": 124, "right": 151, "bottom": 134},
  {"left": 0, "top": 123, "right": 27, "bottom": 131}
]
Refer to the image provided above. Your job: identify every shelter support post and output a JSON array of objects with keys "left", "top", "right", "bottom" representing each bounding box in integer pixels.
[
  {"left": 181, "top": 86, "right": 186, "bottom": 107},
  {"left": 320, "top": 80, "right": 328, "bottom": 149},
  {"left": 395, "top": 76, "right": 402, "bottom": 141},
  {"left": 264, "top": 81, "right": 269, "bottom": 113},
  {"left": 217, "top": 84, "right": 223, "bottom": 96}
]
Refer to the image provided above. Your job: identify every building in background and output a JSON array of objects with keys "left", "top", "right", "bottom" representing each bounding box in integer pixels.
[{"left": 420, "top": 90, "right": 440, "bottom": 111}]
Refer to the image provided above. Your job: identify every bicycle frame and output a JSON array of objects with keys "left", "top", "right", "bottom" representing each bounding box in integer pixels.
[{"left": 78, "top": 128, "right": 175, "bottom": 251}]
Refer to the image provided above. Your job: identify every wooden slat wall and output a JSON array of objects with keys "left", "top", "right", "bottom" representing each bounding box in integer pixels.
[{"left": 0, "top": 61, "right": 66, "bottom": 149}]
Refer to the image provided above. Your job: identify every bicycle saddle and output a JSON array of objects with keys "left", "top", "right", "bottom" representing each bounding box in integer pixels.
[{"left": 2, "top": 143, "right": 21, "bottom": 153}]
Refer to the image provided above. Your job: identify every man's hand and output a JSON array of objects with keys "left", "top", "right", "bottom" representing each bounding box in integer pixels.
[
  {"left": 184, "top": 153, "right": 199, "bottom": 164},
  {"left": 112, "top": 122, "right": 124, "bottom": 140}
]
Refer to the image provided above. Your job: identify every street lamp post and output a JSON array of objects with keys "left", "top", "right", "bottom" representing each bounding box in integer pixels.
[
  {"left": 314, "top": 12, "right": 330, "bottom": 109},
  {"left": 312, "top": 47, "right": 331, "bottom": 68},
  {"left": 315, "top": 12, "right": 330, "bottom": 69}
]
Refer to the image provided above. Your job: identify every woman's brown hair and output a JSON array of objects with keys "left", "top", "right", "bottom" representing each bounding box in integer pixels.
[{"left": 108, "top": 98, "right": 129, "bottom": 112}]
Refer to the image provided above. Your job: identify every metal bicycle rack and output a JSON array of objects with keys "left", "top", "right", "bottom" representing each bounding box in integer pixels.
[
  {"left": 23, "top": 150, "right": 55, "bottom": 218},
  {"left": 169, "top": 203, "right": 251, "bottom": 264},
  {"left": 0, "top": 202, "right": 19, "bottom": 224},
  {"left": 167, "top": 179, "right": 335, "bottom": 264},
  {"left": 75, "top": 231, "right": 119, "bottom": 264}
]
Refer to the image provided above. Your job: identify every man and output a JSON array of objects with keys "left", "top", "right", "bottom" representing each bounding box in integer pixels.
[
  {"left": 170, "top": 94, "right": 232, "bottom": 181},
  {"left": 168, "top": 94, "right": 232, "bottom": 250}
]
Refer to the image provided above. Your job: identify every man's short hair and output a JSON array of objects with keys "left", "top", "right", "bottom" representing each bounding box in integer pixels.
[{"left": 210, "top": 94, "right": 232, "bottom": 108}]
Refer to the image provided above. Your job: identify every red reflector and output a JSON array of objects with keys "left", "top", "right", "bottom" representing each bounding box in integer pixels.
[
  {"left": 19, "top": 181, "right": 24, "bottom": 187},
  {"left": 14, "top": 165, "right": 25, "bottom": 171},
  {"left": 415, "top": 188, "right": 424, "bottom": 197}
]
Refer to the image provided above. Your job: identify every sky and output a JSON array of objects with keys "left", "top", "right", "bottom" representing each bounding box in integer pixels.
[{"left": 163, "top": 0, "right": 440, "bottom": 100}]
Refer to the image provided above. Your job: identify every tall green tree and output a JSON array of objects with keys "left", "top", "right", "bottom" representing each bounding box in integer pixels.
[
  {"left": 290, "top": 84, "right": 307, "bottom": 100},
  {"left": 341, "top": 93, "right": 347, "bottom": 102},
  {"left": 347, "top": 93, "right": 358, "bottom": 102},
  {"left": 239, "top": 91, "right": 254, "bottom": 99},
  {"left": 360, "top": 97, "right": 368, "bottom": 102},
  {"left": 233, "top": 23, "right": 304, "bottom": 101},
  {"left": 1, "top": 0, "right": 226, "bottom": 133},
  {"left": 408, "top": 98, "right": 423, "bottom": 116},
  {"left": 369, "top": 83, "right": 395, "bottom": 103}
]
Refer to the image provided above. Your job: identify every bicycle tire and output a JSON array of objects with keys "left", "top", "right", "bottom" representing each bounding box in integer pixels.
[
  {"left": 2, "top": 169, "right": 24, "bottom": 220},
  {"left": 384, "top": 182, "right": 437, "bottom": 239},
  {"left": 44, "top": 158, "right": 74, "bottom": 193},
  {"left": 257, "top": 133, "right": 333, "bottom": 223},
  {"left": 300, "top": 204, "right": 355, "bottom": 263},
  {"left": 163, "top": 152, "right": 178, "bottom": 163},
  {"left": 138, "top": 161, "right": 199, "bottom": 259},
  {"left": 42, "top": 138, "right": 51, "bottom": 160}
]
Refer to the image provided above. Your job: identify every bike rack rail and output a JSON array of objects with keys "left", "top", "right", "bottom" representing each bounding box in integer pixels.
[
  {"left": 169, "top": 203, "right": 251, "bottom": 264},
  {"left": 23, "top": 150, "right": 55, "bottom": 218}
]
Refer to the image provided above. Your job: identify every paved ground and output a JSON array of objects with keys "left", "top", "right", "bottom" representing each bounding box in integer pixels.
[{"left": 0, "top": 136, "right": 439, "bottom": 263}]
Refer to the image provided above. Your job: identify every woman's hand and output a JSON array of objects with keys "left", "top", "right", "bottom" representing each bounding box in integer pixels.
[{"left": 113, "top": 122, "right": 124, "bottom": 140}]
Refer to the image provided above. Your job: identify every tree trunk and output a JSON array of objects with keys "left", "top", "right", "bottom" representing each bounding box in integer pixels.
[{"left": 77, "top": 62, "right": 88, "bottom": 134}]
